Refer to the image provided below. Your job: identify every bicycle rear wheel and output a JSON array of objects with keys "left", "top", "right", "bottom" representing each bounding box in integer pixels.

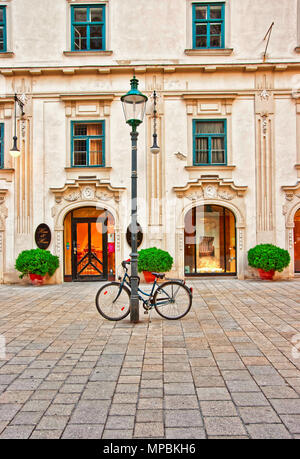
[
  {"left": 95, "top": 282, "right": 130, "bottom": 321},
  {"left": 153, "top": 281, "right": 192, "bottom": 320}
]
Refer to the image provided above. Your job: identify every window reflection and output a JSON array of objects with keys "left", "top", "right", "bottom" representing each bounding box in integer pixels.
[{"left": 184, "top": 205, "right": 236, "bottom": 275}]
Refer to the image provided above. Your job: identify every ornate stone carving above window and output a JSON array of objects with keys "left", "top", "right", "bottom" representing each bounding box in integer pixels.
[
  {"left": 173, "top": 177, "right": 247, "bottom": 201},
  {"left": 50, "top": 180, "right": 125, "bottom": 215},
  {"left": 282, "top": 182, "right": 300, "bottom": 225}
]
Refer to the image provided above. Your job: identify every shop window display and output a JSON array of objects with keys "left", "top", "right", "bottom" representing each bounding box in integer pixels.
[{"left": 184, "top": 205, "right": 236, "bottom": 275}]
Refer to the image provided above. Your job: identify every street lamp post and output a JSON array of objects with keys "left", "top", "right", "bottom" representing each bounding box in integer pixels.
[{"left": 121, "top": 76, "right": 148, "bottom": 323}]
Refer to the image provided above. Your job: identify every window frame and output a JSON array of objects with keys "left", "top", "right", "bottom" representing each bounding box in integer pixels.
[
  {"left": 71, "top": 120, "right": 105, "bottom": 167},
  {"left": 193, "top": 119, "right": 227, "bottom": 166},
  {"left": 0, "top": 6, "right": 7, "bottom": 53},
  {"left": 71, "top": 4, "right": 106, "bottom": 52},
  {"left": 192, "top": 2, "right": 225, "bottom": 49}
]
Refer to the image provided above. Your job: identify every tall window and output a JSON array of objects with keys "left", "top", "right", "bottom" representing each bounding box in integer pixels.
[
  {"left": 193, "top": 120, "right": 226, "bottom": 165},
  {"left": 193, "top": 3, "right": 225, "bottom": 49},
  {"left": 71, "top": 121, "right": 105, "bottom": 167},
  {"left": 0, "top": 124, "right": 3, "bottom": 168},
  {"left": 0, "top": 7, "right": 7, "bottom": 52},
  {"left": 71, "top": 5, "right": 105, "bottom": 51}
]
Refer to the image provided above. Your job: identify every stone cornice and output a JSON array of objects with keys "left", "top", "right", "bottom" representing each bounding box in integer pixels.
[
  {"left": 60, "top": 94, "right": 115, "bottom": 102},
  {"left": 0, "top": 52, "right": 14, "bottom": 59},
  {"left": 0, "top": 169, "right": 14, "bottom": 182},
  {"left": 1, "top": 62, "right": 300, "bottom": 77},
  {"left": 182, "top": 92, "right": 238, "bottom": 101}
]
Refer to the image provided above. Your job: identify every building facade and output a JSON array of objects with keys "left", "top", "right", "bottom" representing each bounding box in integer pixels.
[{"left": 0, "top": 0, "right": 300, "bottom": 283}]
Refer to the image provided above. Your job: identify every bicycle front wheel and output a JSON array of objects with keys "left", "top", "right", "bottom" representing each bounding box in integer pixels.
[
  {"left": 153, "top": 281, "right": 192, "bottom": 320},
  {"left": 95, "top": 282, "right": 130, "bottom": 321}
]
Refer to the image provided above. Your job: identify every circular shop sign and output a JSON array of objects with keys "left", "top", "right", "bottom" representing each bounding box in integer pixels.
[
  {"left": 35, "top": 223, "right": 51, "bottom": 250},
  {"left": 126, "top": 222, "right": 143, "bottom": 249}
]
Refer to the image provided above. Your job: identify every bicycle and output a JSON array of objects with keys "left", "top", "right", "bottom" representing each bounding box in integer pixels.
[{"left": 95, "top": 260, "right": 193, "bottom": 321}]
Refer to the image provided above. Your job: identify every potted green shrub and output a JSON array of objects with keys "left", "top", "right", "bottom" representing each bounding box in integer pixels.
[
  {"left": 15, "top": 248, "right": 59, "bottom": 285},
  {"left": 137, "top": 247, "right": 173, "bottom": 283},
  {"left": 247, "top": 244, "right": 290, "bottom": 280}
]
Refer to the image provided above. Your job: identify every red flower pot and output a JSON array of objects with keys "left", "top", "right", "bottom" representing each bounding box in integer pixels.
[
  {"left": 143, "top": 271, "right": 156, "bottom": 283},
  {"left": 258, "top": 269, "right": 275, "bottom": 280},
  {"left": 29, "top": 273, "right": 46, "bottom": 285}
]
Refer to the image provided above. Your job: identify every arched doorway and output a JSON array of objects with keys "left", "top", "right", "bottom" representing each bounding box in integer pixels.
[
  {"left": 184, "top": 204, "right": 236, "bottom": 276},
  {"left": 294, "top": 209, "right": 300, "bottom": 273},
  {"left": 63, "top": 206, "right": 115, "bottom": 281}
]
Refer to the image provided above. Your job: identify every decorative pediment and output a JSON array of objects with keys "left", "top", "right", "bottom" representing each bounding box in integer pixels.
[
  {"left": 60, "top": 94, "right": 114, "bottom": 117},
  {"left": 182, "top": 93, "right": 237, "bottom": 117},
  {"left": 50, "top": 180, "right": 125, "bottom": 213},
  {"left": 282, "top": 182, "right": 300, "bottom": 202},
  {"left": 282, "top": 182, "right": 300, "bottom": 224},
  {"left": 173, "top": 177, "right": 247, "bottom": 201}
]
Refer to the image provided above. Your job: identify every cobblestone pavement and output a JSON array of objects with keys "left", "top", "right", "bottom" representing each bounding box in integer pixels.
[{"left": 0, "top": 279, "right": 299, "bottom": 439}]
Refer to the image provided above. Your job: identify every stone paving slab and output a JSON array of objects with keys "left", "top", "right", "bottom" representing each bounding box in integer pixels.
[{"left": 0, "top": 279, "right": 299, "bottom": 439}]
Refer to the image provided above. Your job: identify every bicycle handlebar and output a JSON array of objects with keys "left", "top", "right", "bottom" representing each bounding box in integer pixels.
[{"left": 121, "top": 259, "right": 131, "bottom": 269}]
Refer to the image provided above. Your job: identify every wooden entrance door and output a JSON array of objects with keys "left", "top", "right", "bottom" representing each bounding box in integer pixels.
[{"left": 72, "top": 217, "right": 108, "bottom": 281}]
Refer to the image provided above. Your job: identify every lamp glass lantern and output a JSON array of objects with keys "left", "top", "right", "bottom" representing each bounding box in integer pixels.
[
  {"left": 121, "top": 76, "right": 148, "bottom": 127},
  {"left": 9, "top": 137, "right": 20, "bottom": 158},
  {"left": 9, "top": 94, "right": 23, "bottom": 158}
]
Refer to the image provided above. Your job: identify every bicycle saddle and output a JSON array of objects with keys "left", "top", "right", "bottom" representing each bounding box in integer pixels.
[{"left": 151, "top": 272, "right": 165, "bottom": 279}]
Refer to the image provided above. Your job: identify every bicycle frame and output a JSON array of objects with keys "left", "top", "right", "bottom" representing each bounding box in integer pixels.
[{"left": 117, "top": 271, "right": 177, "bottom": 308}]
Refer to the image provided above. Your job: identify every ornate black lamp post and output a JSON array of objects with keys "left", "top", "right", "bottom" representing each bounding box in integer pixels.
[
  {"left": 121, "top": 76, "right": 148, "bottom": 323},
  {"left": 9, "top": 94, "right": 25, "bottom": 158}
]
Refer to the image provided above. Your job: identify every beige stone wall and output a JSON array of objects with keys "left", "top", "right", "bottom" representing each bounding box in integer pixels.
[
  {"left": 0, "top": 0, "right": 298, "bottom": 66},
  {"left": 0, "top": 0, "right": 299, "bottom": 282}
]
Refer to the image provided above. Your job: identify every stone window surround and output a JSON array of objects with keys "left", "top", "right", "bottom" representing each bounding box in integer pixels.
[
  {"left": 60, "top": 94, "right": 114, "bottom": 176},
  {"left": 184, "top": 93, "right": 236, "bottom": 169},
  {"left": 192, "top": 118, "right": 227, "bottom": 166},
  {"left": 71, "top": 120, "right": 105, "bottom": 167},
  {"left": 0, "top": 0, "right": 13, "bottom": 58},
  {"left": 64, "top": 0, "right": 112, "bottom": 56},
  {"left": 282, "top": 181, "right": 300, "bottom": 276},
  {"left": 185, "top": 0, "right": 233, "bottom": 55},
  {"left": 173, "top": 176, "right": 247, "bottom": 279}
]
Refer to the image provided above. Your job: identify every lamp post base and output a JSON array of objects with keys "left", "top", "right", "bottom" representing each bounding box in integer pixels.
[{"left": 130, "top": 293, "right": 140, "bottom": 323}]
